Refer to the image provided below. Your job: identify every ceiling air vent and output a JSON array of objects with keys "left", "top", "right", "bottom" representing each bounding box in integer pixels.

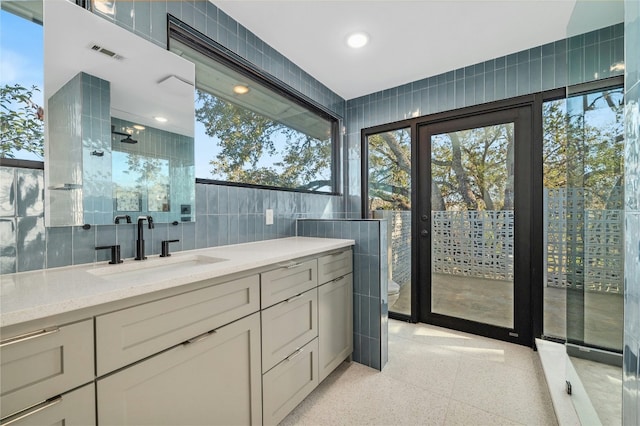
[{"left": 88, "top": 43, "right": 124, "bottom": 60}]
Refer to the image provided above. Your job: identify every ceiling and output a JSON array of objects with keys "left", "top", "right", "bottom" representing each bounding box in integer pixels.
[
  {"left": 212, "top": 0, "right": 624, "bottom": 100},
  {"left": 45, "top": 0, "right": 195, "bottom": 136}
]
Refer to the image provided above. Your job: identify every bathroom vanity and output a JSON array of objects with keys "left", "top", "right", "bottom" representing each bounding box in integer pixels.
[{"left": 0, "top": 237, "right": 354, "bottom": 425}]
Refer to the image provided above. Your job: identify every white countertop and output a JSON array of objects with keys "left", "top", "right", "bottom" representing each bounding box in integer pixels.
[{"left": 0, "top": 237, "right": 354, "bottom": 328}]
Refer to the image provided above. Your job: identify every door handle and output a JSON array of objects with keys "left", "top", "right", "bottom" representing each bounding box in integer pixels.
[{"left": 420, "top": 229, "right": 429, "bottom": 237}]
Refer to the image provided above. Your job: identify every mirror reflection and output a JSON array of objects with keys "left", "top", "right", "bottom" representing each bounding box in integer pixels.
[{"left": 43, "top": 0, "right": 196, "bottom": 226}]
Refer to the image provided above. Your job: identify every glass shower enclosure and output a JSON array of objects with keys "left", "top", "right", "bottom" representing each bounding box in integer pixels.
[{"left": 543, "top": 83, "right": 624, "bottom": 425}]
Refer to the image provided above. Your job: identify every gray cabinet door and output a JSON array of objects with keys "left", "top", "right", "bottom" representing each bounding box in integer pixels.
[
  {"left": 0, "top": 319, "right": 94, "bottom": 419},
  {"left": 261, "top": 288, "right": 317, "bottom": 373},
  {"left": 97, "top": 312, "right": 262, "bottom": 426},
  {"left": 262, "top": 338, "right": 319, "bottom": 426},
  {"left": 318, "top": 273, "right": 353, "bottom": 382},
  {"left": 0, "top": 384, "right": 95, "bottom": 426}
]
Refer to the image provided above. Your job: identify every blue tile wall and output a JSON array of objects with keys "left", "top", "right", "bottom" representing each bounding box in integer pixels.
[
  {"left": 0, "top": 167, "right": 45, "bottom": 273},
  {"left": 0, "top": 167, "right": 344, "bottom": 271},
  {"left": 297, "top": 218, "right": 388, "bottom": 371},
  {"left": 624, "top": 1, "right": 640, "bottom": 423},
  {"left": 81, "top": 73, "right": 112, "bottom": 226},
  {"left": 345, "top": 23, "right": 624, "bottom": 217}
]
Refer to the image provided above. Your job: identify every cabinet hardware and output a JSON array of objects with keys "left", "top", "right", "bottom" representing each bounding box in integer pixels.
[
  {"left": 332, "top": 276, "right": 345, "bottom": 283},
  {"left": 1, "top": 396, "right": 62, "bottom": 425},
  {"left": 0, "top": 327, "right": 60, "bottom": 348},
  {"left": 285, "top": 262, "right": 304, "bottom": 269},
  {"left": 285, "top": 348, "right": 304, "bottom": 362},
  {"left": 285, "top": 293, "right": 304, "bottom": 303},
  {"left": 182, "top": 329, "right": 216, "bottom": 346}
]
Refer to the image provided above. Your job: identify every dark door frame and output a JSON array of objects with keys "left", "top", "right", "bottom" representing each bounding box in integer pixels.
[
  {"left": 361, "top": 86, "right": 599, "bottom": 347},
  {"left": 417, "top": 103, "right": 534, "bottom": 346}
]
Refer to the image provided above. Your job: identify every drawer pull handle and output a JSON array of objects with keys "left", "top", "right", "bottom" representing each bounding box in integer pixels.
[
  {"left": 2, "top": 396, "right": 62, "bottom": 425},
  {"left": 286, "top": 262, "right": 304, "bottom": 269},
  {"left": 285, "top": 293, "right": 304, "bottom": 303},
  {"left": 0, "top": 327, "right": 60, "bottom": 348},
  {"left": 285, "top": 348, "right": 304, "bottom": 362},
  {"left": 183, "top": 330, "right": 216, "bottom": 346}
]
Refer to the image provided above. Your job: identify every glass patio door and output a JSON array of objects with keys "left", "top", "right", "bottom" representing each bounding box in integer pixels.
[{"left": 417, "top": 106, "right": 533, "bottom": 344}]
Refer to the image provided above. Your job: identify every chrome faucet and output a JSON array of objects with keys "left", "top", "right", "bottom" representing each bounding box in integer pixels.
[{"left": 135, "top": 215, "right": 154, "bottom": 260}]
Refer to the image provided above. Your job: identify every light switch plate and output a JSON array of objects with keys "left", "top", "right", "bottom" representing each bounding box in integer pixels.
[{"left": 266, "top": 209, "right": 274, "bottom": 225}]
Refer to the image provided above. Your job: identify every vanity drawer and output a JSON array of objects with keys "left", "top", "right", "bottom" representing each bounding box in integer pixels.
[
  {"left": 317, "top": 249, "right": 353, "bottom": 285},
  {"left": 0, "top": 319, "right": 94, "bottom": 419},
  {"left": 260, "top": 259, "right": 317, "bottom": 309},
  {"left": 96, "top": 274, "right": 260, "bottom": 376},
  {"left": 261, "top": 288, "right": 317, "bottom": 373},
  {"left": 262, "top": 337, "right": 319, "bottom": 426},
  {"left": 0, "top": 383, "right": 96, "bottom": 426}
]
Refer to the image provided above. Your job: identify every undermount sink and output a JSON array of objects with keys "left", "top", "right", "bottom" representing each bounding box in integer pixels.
[{"left": 88, "top": 254, "right": 228, "bottom": 281}]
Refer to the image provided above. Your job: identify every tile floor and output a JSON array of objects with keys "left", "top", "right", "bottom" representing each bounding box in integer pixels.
[{"left": 281, "top": 320, "right": 558, "bottom": 426}]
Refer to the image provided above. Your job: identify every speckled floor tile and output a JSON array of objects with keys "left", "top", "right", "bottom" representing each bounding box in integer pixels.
[
  {"left": 280, "top": 320, "right": 558, "bottom": 426},
  {"left": 450, "top": 356, "right": 557, "bottom": 425},
  {"left": 443, "top": 399, "right": 523, "bottom": 426}
]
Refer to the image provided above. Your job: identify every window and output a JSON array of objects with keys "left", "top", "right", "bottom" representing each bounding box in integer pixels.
[
  {"left": 168, "top": 18, "right": 339, "bottom": 193},
  {"left": 0, "top": 1, "right": 44, "bottom": 161},
  {"left": 366, "top": 127, "right": 412, "bottom": 318}
]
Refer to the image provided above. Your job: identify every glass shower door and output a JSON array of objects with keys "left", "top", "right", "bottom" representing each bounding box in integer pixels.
[{"left": 560, "top": 84, "right": 624, "bottom": 426}]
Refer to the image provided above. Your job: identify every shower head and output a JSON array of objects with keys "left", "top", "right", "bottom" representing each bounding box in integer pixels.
[{"left": 112, "top": 125, "right": 138, "bottom": 144}]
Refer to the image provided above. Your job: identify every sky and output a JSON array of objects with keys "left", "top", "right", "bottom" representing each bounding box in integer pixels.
[{"left": 1, "top": 9, "right": 44, "bottom": 161}]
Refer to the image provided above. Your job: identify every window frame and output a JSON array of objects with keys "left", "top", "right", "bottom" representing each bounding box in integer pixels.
[{"left": 167, "top": 15, "right": 342, "bottom": 195}]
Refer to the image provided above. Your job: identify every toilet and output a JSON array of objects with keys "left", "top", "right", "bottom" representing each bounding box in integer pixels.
[{"left": 388, "top": 280, "right": 400, "bottom": 308}]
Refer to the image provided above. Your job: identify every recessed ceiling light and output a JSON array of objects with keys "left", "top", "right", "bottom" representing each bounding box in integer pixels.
[
  {"left": 154, "top": 116, "right": 168, "bottom": 123},
  {"left": 346, "top": 32, "right": 369, "bottom": 49},
  {"left": 133, "top": 124, "right": 145, "bottom": 130},
  {"left": 233, "top": 85, "right": 250, "bottom": 95}
]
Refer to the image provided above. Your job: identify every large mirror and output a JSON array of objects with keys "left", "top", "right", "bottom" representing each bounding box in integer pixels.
[{"left": 44, "top": 0, "right": 196, "bottom": 226}]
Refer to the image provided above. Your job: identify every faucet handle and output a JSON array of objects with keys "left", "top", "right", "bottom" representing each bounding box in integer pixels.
[
  {"left": 96, "top": 245, "right": 123, "bottom": 264},
  {"left": 147, "top": 215, "right": 154, "bottom": 229},
  {"left": 160, "top": 239, "right": 180, "bottom": 257},
  {"left": 114, "top": 215, "right": 132, "bottom": 224}
]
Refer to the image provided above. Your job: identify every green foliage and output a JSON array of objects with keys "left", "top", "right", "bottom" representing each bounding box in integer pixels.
[
  {"left": 544, "top": 89, "right": 624, "bottom": 209},
  {"left": 195, "top": 90, "right": 331, "bottom": 191},
  {"left": 367, "top": 129, "right": 411, "bottom": 211},
  {"left": 0, "top": 84, "right": 44, "bottom": 159},
  {"left": 367, "top": 88, "right": 624, "bottom": 214},
  {"left": 431, "top": 124, "right": 514, "bottom": 211}
]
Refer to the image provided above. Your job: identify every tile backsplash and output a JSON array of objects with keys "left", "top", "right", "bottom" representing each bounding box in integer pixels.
[{"left": 0, "top": 166, "right": 343, "bottom": 274}]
